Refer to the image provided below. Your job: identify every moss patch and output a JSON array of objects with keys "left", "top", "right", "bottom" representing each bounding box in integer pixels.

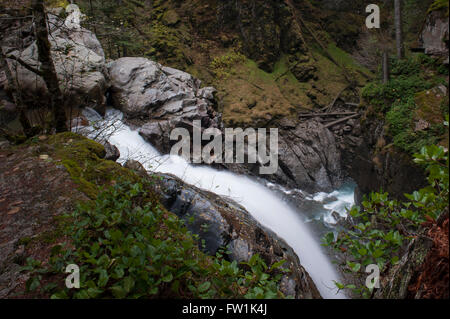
[
  {"left": 46, "top": 132, "right": 138, "bottom": 199},
  {"left": 210, "top": 46, "right": 370, "bottom": 127}
]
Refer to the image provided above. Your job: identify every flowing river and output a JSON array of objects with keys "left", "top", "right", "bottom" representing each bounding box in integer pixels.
[{"left": 79, "top": 108, "right": 354, "bottom": 299}]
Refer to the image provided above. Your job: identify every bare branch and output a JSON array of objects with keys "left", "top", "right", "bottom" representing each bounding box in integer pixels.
[{"left": 5, "top": 54, "right": 44, "bottom": 76}]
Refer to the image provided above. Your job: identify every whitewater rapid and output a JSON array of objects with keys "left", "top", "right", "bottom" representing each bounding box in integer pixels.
[{"left": 80, "top": 108, "right": 348, "bottom": 299}]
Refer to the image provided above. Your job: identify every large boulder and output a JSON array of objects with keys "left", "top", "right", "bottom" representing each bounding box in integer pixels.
[
  {"left": 277, "top": 120, "right": 343, "bottom": 193},
  {"left": 108, "top": 57, "right": 221, "bottom": 153},
  {"left": 418, "top": 9, "right": 449, "bottom": 60},
  {"left": 153, "top": 172, "right": 322, "bottom": 299},
  {"left": 2, "top": 6, "right": 108, "bottom": 113}
]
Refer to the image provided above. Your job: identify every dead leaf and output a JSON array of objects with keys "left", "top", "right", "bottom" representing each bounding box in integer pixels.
[{"left": 7, "top": 207, "right": 20, "bottom": 215}]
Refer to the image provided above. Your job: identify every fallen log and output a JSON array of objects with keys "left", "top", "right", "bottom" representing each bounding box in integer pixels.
[
  {"left": 299, "top": 112, "right": 356, "bottom": 118},
  {"left": 320, "top": 85, "right": 349, "bottom": 113},
  {"left": 323, "top": 113, "right": 360, "bottom": 129}
]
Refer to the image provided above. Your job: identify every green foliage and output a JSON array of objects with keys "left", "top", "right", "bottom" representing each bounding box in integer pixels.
[
  {"left": 76, "top": 0, "right": 189, "bottom": 68},
  {"left": 323, "top": 139, "right": 449, "bottom": 298},
  {"left": 210, "top": 49, "right": 246, "bottom": 79},
  {"left": 385, "top": 96, "right": 445, "bottom": 153},
  {"left": 362, "top": 56, "right": 433, "bottom": 110},
  {"left": 362, "top": 75, "right": 432, "bottom": 110},
  {"left": 428, "top": 0, "right": 449, "bottom": 16},
  {"left": 361, "top": 55, "right": 448, "bottom": 153},
  {"left": 23, "top": 181, "right": 289, "bottom": 299}
]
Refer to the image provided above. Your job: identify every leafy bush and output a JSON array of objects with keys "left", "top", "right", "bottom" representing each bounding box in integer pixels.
[
  {"left": 428, "top": 0, "right": 449, "bottom": 15},
  {"left": 385, "top": 97, "right": 445, "bottom": 153},
  {"left": 22, "top": 180, "right": 290, "bottom": 299},
  {"left": 323, "top": 139, "right": 449, "bottom": 298},
  {"left": 362, "top": 76, "right": 432, "bottom": 111},
  {"left": 362, "top": 55, "right": 447, "bottom": 153},
  {"left": 210, "top": 49, "right": 246, "bottom": 79},
  {"left": 390, "top": 57, "right": 421, "bottom": 76}
]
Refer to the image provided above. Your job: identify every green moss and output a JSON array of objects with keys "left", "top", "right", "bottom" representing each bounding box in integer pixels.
[
  {"left": 363, "top": 55, "right": 448, "bottom": 154},
  {"left": 45, "top": 0, "right": 69, "bottom": 8},
  {"left": 46, "top": 132, "right": 138, "bottom": 199},
  {"left": 210, "top": 49, "right": 246, "bottom": 79},
  {"left": 414, "top": 89, "right": 446, "bottom": 124},
  {"left": 211, "top": 44, "right": 371, "bottom": 127},
  {"left": 18, "top": 237, "right": 33, "bottom": 247},
  {"left": 162, "top": 9, "right": 180, "bottom": 26},
  {"left": 428, "top": 0, "right": 449, "bottom": 15},
  {"left": 326, "top": 44, "right": 373, "bottom": 80}
]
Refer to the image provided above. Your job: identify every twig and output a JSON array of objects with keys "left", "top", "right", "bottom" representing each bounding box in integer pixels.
[
  {"left": 299, "top": 111, "right": 356, "bottom": 118},
  {"left": 5, "top": 54, "right": 43, "bottom": 76},
  {"left": 324, "top": 114, "right": 360, "bottom": 129}
]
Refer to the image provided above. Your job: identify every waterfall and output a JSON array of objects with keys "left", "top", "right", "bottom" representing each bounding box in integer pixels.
[{"left": 80, "top": 108, "right": 349, "bottom": 299}]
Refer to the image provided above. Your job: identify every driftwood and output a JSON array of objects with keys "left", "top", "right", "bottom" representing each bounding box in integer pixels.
[
  {"left": 319, "top": 85, "right": 349, "bottom": 113},
  {"left": 299, "top": 111, "right": 356, "bottom": 118},
  {"left": 323, "top": 113, "right": 360, "bottom": 129}
]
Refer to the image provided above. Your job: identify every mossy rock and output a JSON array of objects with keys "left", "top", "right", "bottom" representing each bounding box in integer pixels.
[
  {"left": 162, "top": 9, "right": 180, "bottom": 26},
  {"left": 414, "top": 87, "right": 446, "bottom": 125},
  {"left": 44, "top": 0, "right": 69, "bottom": 8},
  {"left": 46, "top": 132, "right": 139, "bottom": 199}
]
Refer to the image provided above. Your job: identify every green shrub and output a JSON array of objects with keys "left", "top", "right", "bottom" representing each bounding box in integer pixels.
[
  {"left": 210, "top": 49, "right": 246, "bottom": 79},
  {"left": 390, "top": 57, "right": 421, "bottom": 76},
  {"left": 428, "top": 0, "right": 449, "bottom": 15},
  {"left": 323, "top": 139, "right": 449, "bottom": 298},
  {"left": 362, "top": 76, "right": 432, "bottom": 110},
  {"left": 362, "top": 55, "right": 447, "bottom": 153},
  {"left": 22, "top": 180, "right": 290, "bottom": 299},
  {"left": 384, "top": 96, "right": 444, "bottom": 153}
]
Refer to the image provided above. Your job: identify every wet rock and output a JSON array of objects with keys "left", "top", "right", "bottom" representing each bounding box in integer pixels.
[
  {"left": 0, "top": 99, "right": 17, "bottom": 125},
  {"left": 138, "top": 121, "right": 172, "bottom": 154},
  {"left": 277, "top": 120, "right": 343, "bottom": 193},
  {"left": 2, "top": 7, "right": 108, "bottom": 112},
  {"left": 108, "top": 57, "right": 221, "bottom": 153},
  {"left": 419, "top": 10, "right": 449, "bottom": 58},
  {"left": 124, "top": 160, "right": 147, "bottom": 176},
  {"left": 154, "top": 172, "right": 322, "bottom": 299},
  {"left": 103, "top": 141, "right": 120, "bottom": 162}
]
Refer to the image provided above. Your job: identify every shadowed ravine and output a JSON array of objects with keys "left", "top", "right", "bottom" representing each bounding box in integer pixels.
[{"left": 82, "top": 108, "right": 350, "bottom": 299}]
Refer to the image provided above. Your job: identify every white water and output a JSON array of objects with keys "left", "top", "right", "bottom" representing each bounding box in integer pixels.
[
  {"left": 311, "top": 184, "right": 355, "bottom": 225},
  {"left": 80, "top": 108, "right": 347, "bottom": 299}
]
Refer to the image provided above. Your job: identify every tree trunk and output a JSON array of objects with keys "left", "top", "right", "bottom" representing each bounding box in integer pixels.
[
  {"left": 0, "top": 52, "right": 33, "bottom": 136},
  {"left": 394, "top": 0, "right": 404, "bottom": 59},
  {"left": 383, "top": 50, "right": 390, "bottom": 84},
  {"left": 32, "top": 0, "right": 67, "bottom": 133}
]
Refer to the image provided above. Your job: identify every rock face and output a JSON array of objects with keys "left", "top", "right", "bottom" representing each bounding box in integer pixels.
[
  {"left": 103, "top": 141, "right": 120, "bottom": 162},
  {"left": 2, "top": 8, "right": 108, "bottom": 113},
  {"left": 153, "top": 172, "right": 321, "bottom": 299},
  {"left": 375, "top": 230, "right": 433, "bottom": 299},
  {"left": 419, "top": 10, "right": 449, "bottom": 60},
  {"left": 277, "top": 120, "right": 343, "bottom": 193},
  {"left": 340, "top": 112, "right": 427, "bottom": 204},
  {"left": 108, "top": 57, "right": 221, "bottom": 153},
  {"left": 216, "top": 0, "right": 311, "bottom": 74}
]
